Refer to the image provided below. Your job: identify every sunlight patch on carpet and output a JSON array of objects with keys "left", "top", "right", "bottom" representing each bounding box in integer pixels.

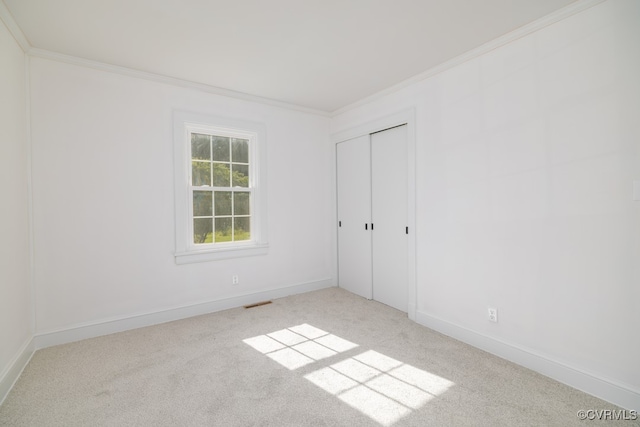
[
  {"left": 305, "top": 350, "right": 454, "bottom": 426},
  {"left": 243, "top": 323, "right": 358, "bottom": 370},
  {"left": 243, "top": 324, "right": 454, "bottom": 426}
]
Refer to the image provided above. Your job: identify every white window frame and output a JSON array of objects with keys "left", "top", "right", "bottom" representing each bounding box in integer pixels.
[{"left": 173, "top": 111, "right": 268, "bottom": 264}]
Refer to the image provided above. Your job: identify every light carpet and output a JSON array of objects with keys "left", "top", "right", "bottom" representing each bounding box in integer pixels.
[{"left": 0, "top": 287, "right": 634, "bottom": 426}]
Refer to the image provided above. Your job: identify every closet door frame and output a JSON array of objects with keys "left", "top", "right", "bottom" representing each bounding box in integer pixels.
[{"left": 332, "top": 108, "right": 417, "bottom": 320}]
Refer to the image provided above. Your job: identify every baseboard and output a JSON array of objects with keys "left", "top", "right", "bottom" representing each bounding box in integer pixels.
[
  {"left": 415, "top": 310, "right": 640, "bottom": 412},
  {"left": 407, "top": 303, "right": 416, "bottom": 322},
  {"left": 0, "top": 337, "right": 35, "bottom": 406},
  {"left": 34, "top": 279, "right": 335, "bottom": 350}
]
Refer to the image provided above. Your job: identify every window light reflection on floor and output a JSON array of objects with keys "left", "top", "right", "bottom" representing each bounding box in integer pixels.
[
  {"left": 305, "top": 350, "right": 454, "bottom": 426},
  {"left": 243, "top": 324, "right": 454, "bottom": 426},
  {"left": 243, "top": 323, "right": 358, "bottom": 370}
]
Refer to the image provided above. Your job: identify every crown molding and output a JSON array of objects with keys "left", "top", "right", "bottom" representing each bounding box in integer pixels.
[
  {"left": 7, "top": 0, "right": 606, "bottom": 118},
  {"left": 0, "top": 0, "right": 30, "bottom": 52},
  {"left": 27, "top": 48, "right": 331, "bottom": 117},
  {"left": 331, "top": 0, "right": 606, "bottom": 117}
]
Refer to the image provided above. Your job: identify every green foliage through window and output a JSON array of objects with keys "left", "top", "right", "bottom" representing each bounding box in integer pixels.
[{"left": 190, "top": 132, "right": 251, "bottom": 245}]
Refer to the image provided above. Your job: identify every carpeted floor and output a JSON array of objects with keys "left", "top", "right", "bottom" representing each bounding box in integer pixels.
[{"left": 0, "top": 287, "right": 634, "bottom": 426}]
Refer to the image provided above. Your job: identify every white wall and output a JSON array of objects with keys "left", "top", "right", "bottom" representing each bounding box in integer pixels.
[
  {"left": 28, "top": 57, "right": 333, "bottom": 336},
  {"left": 5, "top": 0, "right": 639, "bottom": 412},
  {"left": 332, "top": 0, "right": 640, "bottom": 408},
  {"left": 0, "top": 15, "right": 31, "bottom": 399}
]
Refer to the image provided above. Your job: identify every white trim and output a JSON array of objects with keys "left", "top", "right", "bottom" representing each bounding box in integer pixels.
[
  {"left": 4, "top": 0, "right": 604, "bottom": 116},
  {"left": 173, "top": 111, "right": 269, "bottom": 264},
  {"left": 25, "top": 54, "right": 36, "bottom": 334},
  {"left": 0, "top": 20, "right": 37, "bottom": 410},
  {"left": 34, "top": 279, "right": 335, "bottom": 349},
  {"left": 11, "top": 0, "right": 603, "bottom": 116},
  {"left": 332, "top": 108, "right": 417, "bottom": 321},
  {"left": 175, "top": 243, "right": 269, "bottom": 264},
  {"left": 0, "top": 337, "right": 35, "bottom": 406},
  {"left": 27, "top": 48, "right": 330, "bottom": 117},
  {"left": 415, "top": 310, "right": 640, "bottom": 412},
  {"left": 332, "top": 109, "right": 415, "bottom": 144},
  {"left": 0, "top": 1, "right": 31, "bottom": 52},
  {"left": 331, "top": 0, "right": 606, "bottom": 116}
]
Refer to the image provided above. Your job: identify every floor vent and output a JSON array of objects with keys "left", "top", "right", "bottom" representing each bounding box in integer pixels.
[{"left": 244, "top": 301, "right": 272, "bottom": 309}]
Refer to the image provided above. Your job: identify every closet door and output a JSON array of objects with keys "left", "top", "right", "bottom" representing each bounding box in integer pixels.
[
  {"left": 371, "top": 125, "right": 408, "bottom": 312},
  {"left": 337, "top": 135, "right": 372, "bottom": 299}
]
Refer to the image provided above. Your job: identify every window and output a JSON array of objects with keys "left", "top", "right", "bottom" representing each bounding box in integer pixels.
[
  {"left": 191, "top": 132, "right": 251, "bottom": 244},
  {"left": 174, "top": 112, "right": 268, "bottom": 264}
]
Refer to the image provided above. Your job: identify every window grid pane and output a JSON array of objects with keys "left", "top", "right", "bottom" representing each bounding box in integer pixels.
[
  {"left": 193, "top": 190, "right": 213, "bottom": 217},
  {"left": 234, "top": 217, "right": 251, "bottom": 241},
  {"left": 192, "top": 161, "right": 211, "bottom": 186},
  {"left": 212, "top": 136, "right": 230, "bottom": 162},
  {"left": 231, "top": 138, "right": 249, "bottom": 163},
  {"left": 212, "top": 163, "right": 231, "bottom": 187},
  {"left": 215, "top": 217, "right": 232, "bottom": 243},
  {"left": 234, "top": 192, "right": 250, "bottom": 215},
  {"left": 214, "top": 191, "right": 232, "bottom": 216},
  {"left": 231, "top": 164, "right": 249, "bottom": 187},
  {"left": 191, "top": 133, "right": 211, "bottom": 161},
  {"left": 193, "top": 218, "right": 213, "bottom": 244}
]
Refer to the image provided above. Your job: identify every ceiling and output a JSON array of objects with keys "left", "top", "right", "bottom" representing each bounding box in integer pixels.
[{"left": 4, "top": 0, "right": 578, "bottom": 113}]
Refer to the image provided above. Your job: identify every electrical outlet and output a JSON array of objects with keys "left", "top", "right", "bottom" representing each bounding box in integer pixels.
[
  {"left": 488, "top": 307, "right": 498, "bottom": 323},
  {"left": 232, "top": 275, "right": 239, "bottom": 285}
]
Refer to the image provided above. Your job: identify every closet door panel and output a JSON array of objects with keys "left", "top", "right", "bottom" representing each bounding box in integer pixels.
[
  {"left": 371, "top": 125, "right": 408, "bottom": 312},
  {"left": 337, "top": 135, "right": 372, "bottom": 299}
]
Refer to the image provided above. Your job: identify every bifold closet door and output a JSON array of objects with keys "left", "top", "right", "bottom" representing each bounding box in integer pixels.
[
  {"left": 371, "top": 125, "right": 408, "bottom": 312},
  {"left": 337, "top": 135, "right": 372, "bottom": 299}
]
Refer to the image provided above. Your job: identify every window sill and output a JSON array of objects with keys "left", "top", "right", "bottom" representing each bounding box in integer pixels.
[{"left": 175, "top": 243, "right": 269, "bottom": 264}]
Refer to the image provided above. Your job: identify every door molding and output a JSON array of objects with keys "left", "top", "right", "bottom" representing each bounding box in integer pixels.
[{"left": 332, "top": 108, "right": 417, "bottom": 321}]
